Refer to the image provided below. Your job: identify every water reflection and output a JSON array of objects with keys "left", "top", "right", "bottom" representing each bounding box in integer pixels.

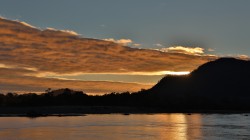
[
  {"left": 0, "top": 114, "right": 249, "bottom": 140},
  {"left": 149, "top": 114, "right": 202, "bottom": 140}
]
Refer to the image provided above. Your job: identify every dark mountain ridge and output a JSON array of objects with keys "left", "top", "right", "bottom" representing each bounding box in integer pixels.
[{"left": 147, "top": 57, "right": 250, "bottom": 110}]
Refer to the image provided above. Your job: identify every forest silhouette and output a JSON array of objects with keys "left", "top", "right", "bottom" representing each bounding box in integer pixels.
[{"left": 1, "top": 58, "right": 250, "bottom": 115}]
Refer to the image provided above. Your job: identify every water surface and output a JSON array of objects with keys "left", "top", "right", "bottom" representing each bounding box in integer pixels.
[{"left": 0, "top": 114, "right": 249, "bottom": 140}]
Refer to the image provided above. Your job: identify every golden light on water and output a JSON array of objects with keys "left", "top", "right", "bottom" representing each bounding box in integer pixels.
[
  {"left": 0, "top": 114, "right": 203, "bottom": 139},
  {"left": 155, "top": 114, "right": 202, "bottom": 140}
]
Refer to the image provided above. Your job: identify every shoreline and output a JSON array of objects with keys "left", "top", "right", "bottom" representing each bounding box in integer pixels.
[{"left": 1, "top": 106, "right": 250, "bottom": 117}]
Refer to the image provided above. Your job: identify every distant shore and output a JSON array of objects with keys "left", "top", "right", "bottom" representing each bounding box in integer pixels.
[{"left": 1, "top": 106, "right": 250, "bottom": 117}]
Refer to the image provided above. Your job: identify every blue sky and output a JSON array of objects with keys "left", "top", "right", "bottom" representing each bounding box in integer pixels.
[{"left": 1, "top": 0, "right": 250, "bottom": 56}]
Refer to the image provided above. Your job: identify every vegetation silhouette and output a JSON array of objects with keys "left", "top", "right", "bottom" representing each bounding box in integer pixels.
[{"left": 1, "top": 58, "right": 250, "bottom": 114}]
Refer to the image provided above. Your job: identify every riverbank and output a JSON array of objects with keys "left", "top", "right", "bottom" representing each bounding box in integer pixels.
[
  {"left": 0, "top": 106, "right": 164, "bottom": 117},
  {"left": 1, "top": 106, "right": 250, "bottom": 117}
]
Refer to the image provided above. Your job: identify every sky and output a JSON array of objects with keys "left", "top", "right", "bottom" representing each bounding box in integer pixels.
[{"left": 0, "top": 0, "right": 249, "bottom": 94}]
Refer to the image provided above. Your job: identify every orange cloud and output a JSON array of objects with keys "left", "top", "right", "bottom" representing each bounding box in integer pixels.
[
  {"left": 0, "top": 18, "right": 214, "bottom": 74},
  {"left": 0, "top": 17, "right": 217, "bottom": 93},
  {"left": 0, "top": 67, "right": 152, "bottom": 94}
]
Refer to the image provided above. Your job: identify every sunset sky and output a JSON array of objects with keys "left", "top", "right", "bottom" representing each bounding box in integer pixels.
[{"left": 0, "top": 0, "right": 249, "bottom": 94}]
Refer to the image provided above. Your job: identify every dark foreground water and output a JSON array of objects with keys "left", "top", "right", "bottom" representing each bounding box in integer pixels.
[{"left": 0, "top": 114, "right": 250, "bottom": 140}]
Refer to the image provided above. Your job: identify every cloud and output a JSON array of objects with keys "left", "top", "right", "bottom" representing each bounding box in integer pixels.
[
  {"left": 208, "top": 48, "right": 215, "bottom": 52},
  {"left": 220, "top": 54, "right": 250, "bottom": 60},
  {"left": 19, "top": 21, "right": 37, "bottom": 29},
  {"left": 159, "top": 46, "right": 205, "bottom": 55},
  {"left": 103, "top": 38, "right": 133, "bottom": 45},
  {"left": 104, "top": 39, "right": 141, "bottom": 47},
  {"left": 0, "top": 18, "right": 217, "bottom": 93},
  {"left": 132, "top": 43, "right": 141, "bottom": 47},
  {"left": 0, "top": 67, "right": 151, "bottom": 94},
  {"left": 154, "top": 43, "right": 164, "bottom": 47},
  {"left": 236, "top": 55, "right": 249, "bottom": 60},
  {"left": 0, "top": 63, "right": 14, "bottom": 69},
  {"left": 46, "top": 27, "right": 79, "bottom": 36},
  {"left": 0, "top": 16, "right": 36, "bottom": 29},
  {"left": 0, "top": 18, "right": 216, "bottom": 74}
]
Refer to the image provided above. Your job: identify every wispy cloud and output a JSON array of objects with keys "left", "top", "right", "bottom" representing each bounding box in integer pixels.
[
  {"left": 154, "top": 43, "right": 164, "bottom": 47},
  {"left": 159, "top": 46, "right": 204, "bottom": 55},
  {"left": 103, "top": 38, "right": 133, "bottom": 46},
  {"left": 132, "top": 43, "right": 141, "bottom": 47},
  {"left": 19, "top": 21, "right": 37, "bottom": 29},
  {"left": 208, "top": 48, "right": 215, "bottom": 52},
  {"left": 46, "top": 27, "right": 80, "bottom": 36}
]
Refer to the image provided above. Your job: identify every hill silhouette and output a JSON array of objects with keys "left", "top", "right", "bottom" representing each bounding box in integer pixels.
[{"left": 147, "top": 57, "right": 250, "bottom": 110}]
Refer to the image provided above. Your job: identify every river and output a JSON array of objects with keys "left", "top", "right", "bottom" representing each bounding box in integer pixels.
[{"left": 0, "top": 114, "right": 249, "bottom": 140}]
